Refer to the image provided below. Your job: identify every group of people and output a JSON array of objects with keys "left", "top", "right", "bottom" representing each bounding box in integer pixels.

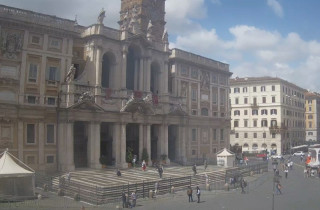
[
  {"left": 187, "top": 186, "right": 201, "bottom": 203},
  {"left": 121, "top": 191, "right": 137, "bottom": 208}
]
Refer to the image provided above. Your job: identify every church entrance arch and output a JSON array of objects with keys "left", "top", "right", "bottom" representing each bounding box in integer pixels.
[
  {"left": 150, "top": 62, "right": 160, "bottom": 94},
  {"left": 100, "top": 122, "right": 113, "bottom": 166},
  {"left": 126, "top": 45, "right": 141, "bottom": 90},
  {"left": 168, "top": 125, "right": 178, "bottom": 161},
  {"left": 101, "top": 52, "right": 116, "bottom": 88},
  {"left": 74, "top": 121, "right": 88, "bottom": 168}
]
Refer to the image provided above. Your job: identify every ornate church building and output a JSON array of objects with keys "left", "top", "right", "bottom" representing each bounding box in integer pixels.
[{"left": 0, "top": 0, "right": 232, "bottom": 172}]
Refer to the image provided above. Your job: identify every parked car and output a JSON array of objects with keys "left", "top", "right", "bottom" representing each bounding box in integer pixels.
[
  {"left": 271, "top": 154, "right": 282, "bottom": 159},
  {"left": 293, "top": 151, "right": 305, "bottom": 156}
]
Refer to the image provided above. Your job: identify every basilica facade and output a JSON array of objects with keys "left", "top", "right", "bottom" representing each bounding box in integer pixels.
[{"left": 0, "top": 0, "right": 231, "bottom": 172}]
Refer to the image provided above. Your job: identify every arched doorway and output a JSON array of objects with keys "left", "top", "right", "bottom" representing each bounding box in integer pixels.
[
  {"left": 126, "top": 45, "right": 141, "bottom": 91},
  {"left": 101, "top": 52, "right": 116, "bottom": 88},
  {"left": 150, "top": 62, "right": 160, "bottom": 94}
]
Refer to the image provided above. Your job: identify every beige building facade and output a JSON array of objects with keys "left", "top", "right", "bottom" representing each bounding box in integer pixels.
[
  {"left": 305, "top": 91, "right": 320, "bottom": 142},
  {"left": 230, "top": 77, "right": 306, "bottom": 155},
  {"left": 0, "top": 1, "right": 231, "bottom": 173}
]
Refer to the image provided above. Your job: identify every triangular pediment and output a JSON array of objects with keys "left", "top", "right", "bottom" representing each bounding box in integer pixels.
[{"left": 68, "top": 99, "right": 105, "bottom": 112}]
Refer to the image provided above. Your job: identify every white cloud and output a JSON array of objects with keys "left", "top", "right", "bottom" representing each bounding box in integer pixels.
[
  {"left": 165, "top": 0, "right": 207, "bottom": 35},
  {"left": 229, "top": 25, "right": 281, "bottom": 50},
  {"left": 267, "top": 0, "right": 284, "bottom": 17}
]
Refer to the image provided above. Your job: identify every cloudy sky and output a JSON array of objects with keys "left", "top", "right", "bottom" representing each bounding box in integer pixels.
[{"left": 2, "top": 0, "right": 320, "bottom": 92}]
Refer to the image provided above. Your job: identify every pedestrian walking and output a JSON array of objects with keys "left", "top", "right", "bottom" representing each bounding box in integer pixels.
[
  {"left": 132, "top": 155, "right": 137, "bottom": 168},
  {"left": 205, "top": 173, "right": 209, "bottom": 185},
  {"left": 121, "top": 192, "right": 126, "bottom": 208},
  {"left": 131, "top": 191, "right": 136, "bottom": 207},
  {"left": 304, "top": 168, "right": 307, "bottom": 178},
  {"left": 154, "top": 182, "right": 159, "bottom": 196},
  {"left": 289, "top": 161, "right": 293, "bottom": 170},
  {"left": 187, "top": 186, "right": 193, "bottom": 202},
  {"left": 116, "top": 169, "right": 121, "bottom": 177},
  {"left": 284, "top": 168, "right": 288, "bottom": 179},
  {"left": 204, "top": 159, "right": 208, "bottom": 171},
  {"left": 66, "top": 172, "right": 71, "bottom": 184},
  {"left": 300, "top": 155, "right": 303, "bottom": 162},
  {"left": 192, "top": 164, "right": 197, "bottom": 176},
  {"left": 240, "top": 179, "right": 246, "bottom": 193},
  {"left": 158, "top": 165, "right": 163, "bottom": 178},
  {"left": 142, "top": 160, "right": 146, "bottom": 171},
  {"left": 196, "top": 186, "right": 201, "bottom": 203},
  {"left": 273, "top": 163, "right": 277, "bottom": 173},
  {"left": 275, "top": 182, "right": 282, "bottom": 195}
]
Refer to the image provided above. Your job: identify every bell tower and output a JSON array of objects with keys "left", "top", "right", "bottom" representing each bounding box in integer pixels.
[{"left": 119, "top": 0, "right": 166, "bottom": 42}]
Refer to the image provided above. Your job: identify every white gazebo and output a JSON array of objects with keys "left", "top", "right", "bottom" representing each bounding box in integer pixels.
[
  {"left": 216, "top": 148, "right": 235, "bottom": 167},
  {"left": 0, "top": 149, "right": 35, "bottom": 199}
]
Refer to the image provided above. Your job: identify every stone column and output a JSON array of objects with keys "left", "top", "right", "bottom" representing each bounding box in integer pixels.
[
  {"left": 39, "top": 56, "right": 46, "bottom": 105},
  {"left": 113, "top": 123, "right": 121, "bottom": 166},
  {"left": 159, "top": 124, "right": 169, "bottom": 162},
  {"left": 19, "top": 51, "right": 27, "bottom": 104},
  {"left": 139, "top": 58, "right": 144, "bottom": 90},
  {"left": 144, "top": 124, "right": 151, "bottom": 163},
  {"left": 88, "top": 121, "right": 101, "bottom": 169},
  {"left": 139, "top": 124, "right": 144, "bottom": 160},
  {"left": 121, "top": 46, "right": 128, "bottom": 89},
  {"left": 145, "top": 58, "right": 151, "bottom": 92},
  {"left": 120, "top": 123, "right": 127, "bottom": 168},
  {"left": 180, "top": 125, "right": 187, "bottom": 164},
  {"left": 58, "top": 121, "right": 75, "bottom": 172},
  {"left": 18, "top": 121, "right": 24, "bottom": 160},
  {"left": 134, "top": 59, "right": 139, "bottom": 90},
  {"left": 95, "top": 46, "right": 102, "bottom": 87},
  {"left": 38, "top": 122, "right": 45, "bottom": 171},
  {"left": 163, "top": 61, "right": 169, "bottom": 94}
]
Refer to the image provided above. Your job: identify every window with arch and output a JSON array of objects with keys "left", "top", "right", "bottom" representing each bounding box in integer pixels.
[
  {"left": 201, "top": 108, "right": 209, "bottom": 116},
  {"left": 252, "top": 143, "right": 258, "bottom": 150},
  {"left": 243, "top": 143, "right": 249, "bottom": 150}
]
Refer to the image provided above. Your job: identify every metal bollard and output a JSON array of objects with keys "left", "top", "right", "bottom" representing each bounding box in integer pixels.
[
  {"left": 224, "top": 183, "right": 229, "bottom": 191},
  {"left": 206, "top": 184, "right": 211, "bottom": 191},
  {"left": 149, "top": 190, "right": 153, "bottom": 199}
]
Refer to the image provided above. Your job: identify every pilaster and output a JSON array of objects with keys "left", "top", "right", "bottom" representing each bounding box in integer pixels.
[
  {"left": 88, "top": 121, "right": 101, "bottom": 169},
  {"left": 18, "top": 121, "right": 23, "bottom": 160},
  {"left": 38, "top": 122, "right": 45, "bottom": 170}
]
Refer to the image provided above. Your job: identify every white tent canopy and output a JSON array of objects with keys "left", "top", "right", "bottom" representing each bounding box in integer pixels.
[
  {"left": 0, "top": 150, "right": 34, "bottom": 177},
  {"left": 216, "top": 148, "right": 235, "bottom": 167},
  {"left": 0, "top": 149, "right": 35, "bottom": 199}
]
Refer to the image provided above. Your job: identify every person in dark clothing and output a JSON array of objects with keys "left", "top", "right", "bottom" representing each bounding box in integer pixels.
[
  {"left": 196, "top": 186, "right": 201, "bottom": 203},
  {"left": 204, "top": 160, "right": 208, "bottom": 171},
  {"left": 187, "top": 186, "right": 193, "bottom": 202},
  {"left": 192, "top": 164, "right": 197, "bottom": 176},
  {"left": 158, "top": 165, "right": 163, "bottom": 178},
  {"left": 117, "top": 169, "right": 121, "bottom": 177},
  {"left": 121, "top": 192, "right": 126, "bottom": 208},
  {"left": 240, "top": 179, "right": 247, "bottom": 194}
]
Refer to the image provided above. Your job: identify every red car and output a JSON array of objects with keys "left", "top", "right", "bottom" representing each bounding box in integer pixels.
[{"left": 256, "top": 153, "right": 267, "bottom": 158}]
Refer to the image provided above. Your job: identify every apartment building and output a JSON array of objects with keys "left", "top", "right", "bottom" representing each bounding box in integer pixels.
[
  {"left": 230, "top": 77, "right": 306, "bottom": 155},
  {"left": 305, "top": 91, "right": 320, "bottom": 142}
]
